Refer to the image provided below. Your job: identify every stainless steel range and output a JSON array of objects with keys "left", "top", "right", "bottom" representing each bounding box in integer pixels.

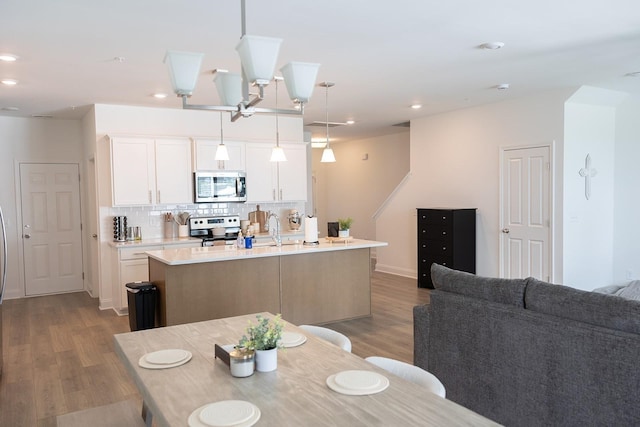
[{"left": 189, "top": 215, "right": 240, "bottom": 246}]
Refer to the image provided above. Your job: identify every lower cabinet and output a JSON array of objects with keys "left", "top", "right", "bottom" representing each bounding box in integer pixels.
[{"left": 113, "top": 242, "right": 200, "bottom": 314}]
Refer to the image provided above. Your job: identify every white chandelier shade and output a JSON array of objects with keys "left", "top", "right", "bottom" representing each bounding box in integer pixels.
[
  {"left": 214, "top": 72, "right": 243, "bottom": 106},
  {"left": 164, "top": 51, "right": 204, "bottom": 96},
  {"left": 236, "top": 35, "right": 282, "bottom": 85},
  {"left": 280, "top": 62, "right": 321, "bottom": 103}
]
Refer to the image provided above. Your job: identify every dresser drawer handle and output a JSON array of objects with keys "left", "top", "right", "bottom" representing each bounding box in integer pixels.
[
  {"left": 442, "top": 247, "right": 447, "bottom": 251},
  {"left": 442, "top": 231, "right": 447, "bottom": 235}
]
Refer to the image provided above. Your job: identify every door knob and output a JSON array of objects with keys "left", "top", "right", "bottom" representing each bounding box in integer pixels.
[
  {"left": 501, "top": 228, "right": 510, "bottom": 234},
  {"left": 92, "top": 234, "right": 98, "bottom": 239},
  {"left": 24, "top": 233, "right": 31, "bottom": 238}
]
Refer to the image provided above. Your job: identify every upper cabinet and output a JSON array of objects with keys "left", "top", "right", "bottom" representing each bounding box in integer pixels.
[
  {"left": 111, "top": 137, "right": 192, "bottom": 206},
  {"left": 245, "top": 143, "right": 307, "bottom": 202},
  {"left": 193, "top": 139, "right": 245, "bottom": 171}
]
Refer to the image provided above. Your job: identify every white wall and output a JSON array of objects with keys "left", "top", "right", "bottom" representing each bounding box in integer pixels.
[
  {"left": 312, "top": 132, "right": 410, "bottom": 241},
  {"left": 562, "top": 88, "right": 624, "bottom": 290},
  {"left": 0, "top": 117, "right": 83, "bottom": 299},
  {"left": 376, "top": 89, "right": 574, "bottom": 280},
  {"left": 613, "top": 97, "right": 640, "bottom": 284}
]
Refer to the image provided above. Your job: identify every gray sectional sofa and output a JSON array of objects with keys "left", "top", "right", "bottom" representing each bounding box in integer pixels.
[{"left": 413, "top": 264, "right": 640, "bottom": 427}]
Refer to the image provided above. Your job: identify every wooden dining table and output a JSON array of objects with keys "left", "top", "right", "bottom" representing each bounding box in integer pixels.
[{"left": 114, "top": 312, "right": 500, "bottom": 427}]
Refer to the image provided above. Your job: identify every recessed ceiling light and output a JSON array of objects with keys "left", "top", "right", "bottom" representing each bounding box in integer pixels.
[
  {"left": 346, "top": 120, "right": 355, "bottom": 125},
  {"left": 153, "top": 93, "right": 168, "bottom": 99},
  {"left": 114, "top": 56, "right": 125, "bottom": 63},
  {"left": 410, "top": 104, "right": 422, "bottom": 109},
  {"left": 31, "top": 114, "right": 53, "bottom": 118},
  {"left": 480, "top": 42, "right": 505, "bottom": 50},
  {"left": 626, "top": 71, "right": 640, "bottom": 77},
  {"left": 0, "top": 54, "right": 18, "bottom": 62},
  {"left": 496, "top": 83, "right": 510, "bottom": 90},
  {"left": 2, "top": 106, "right": 19, "bottom": 111},
  {"left": 1, "top": 79, "right": 18, "bottom": 86}
]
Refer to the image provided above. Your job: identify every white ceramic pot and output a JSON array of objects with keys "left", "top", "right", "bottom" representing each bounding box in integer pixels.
[
  {"left": 338, "top": 229, "right": 350, "bottom": 238},
  {"left": 178, "top": 224, "right": 189, "bottom": 237},
  {"left": 255, "top": 347, "right": 278, "bottom": 372}
]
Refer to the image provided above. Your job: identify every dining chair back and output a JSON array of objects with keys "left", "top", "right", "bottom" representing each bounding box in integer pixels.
[
  {"left": 299, "top": 325, "right": 352, "bottom": 352},
  {"left": 365, "top": 356, "right": 446, "bottom": 398}
]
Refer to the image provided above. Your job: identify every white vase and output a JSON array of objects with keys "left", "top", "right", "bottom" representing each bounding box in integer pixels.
[
  {"left": 338, "top": 229, "right": 350, "bottom": 238},
  {"left": 255, "top": 348, "right": 278, "bottom": 372}
]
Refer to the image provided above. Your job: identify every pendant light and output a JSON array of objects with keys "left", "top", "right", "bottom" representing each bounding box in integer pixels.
[
  {"left": 215, "top": 112, "right": 230, "bottom": 161},
  {"left": 270, "top": 78, "right": 287, "bottom": 162},
  {"left": 320, "top": 82, "right": 336, "bottom": 163}
]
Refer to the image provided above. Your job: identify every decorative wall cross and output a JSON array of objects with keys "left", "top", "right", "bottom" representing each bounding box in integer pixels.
[{"left": 578, "top": 154, "right": 597, "bottom": 200}]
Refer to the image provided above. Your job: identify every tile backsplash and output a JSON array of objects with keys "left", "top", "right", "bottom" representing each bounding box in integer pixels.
[{"left": 107, "top": 201, "right": 307, "bottom": 240}]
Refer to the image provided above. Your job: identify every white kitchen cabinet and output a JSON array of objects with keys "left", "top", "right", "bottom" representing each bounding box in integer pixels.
[
  {"left": 155, "top": 138, "right": 193, "bottom": 204},
  {"left": 245, "top": 143, "right": 307, "bottom": 202},
  {"left": 111, "top": 137, "right": 192, "bottom": 206},
  {"left": 193, "top": 139, "right": 245, "bottom": 171}
]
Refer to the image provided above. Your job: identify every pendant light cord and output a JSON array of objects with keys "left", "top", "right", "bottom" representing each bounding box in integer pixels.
[
  {"left": 275, "top": 79, "right": 280, "bottom": 147},
  {"left": 325, "top": 84, "right": 330, "bottom": 147},
  {"left": 220, "top": 112, "right": 224, "bottom": 145}
]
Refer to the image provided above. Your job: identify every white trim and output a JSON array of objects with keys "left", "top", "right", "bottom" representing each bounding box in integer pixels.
[{"left": 372, "top": 172, "right": 411, "bottom": 220}]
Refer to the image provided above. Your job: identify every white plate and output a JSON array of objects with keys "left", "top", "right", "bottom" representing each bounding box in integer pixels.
[
  {"left": 138, "top": 350, "right": 192, "bottom": 369},
  {"left": 279, "top": 331, "right": 307, "bottom": 348},
  {"left": 326, "top": 370, "right": 389, "bottom": 395},
  {"left": 145, "top": 349, "right": 189, "bottom": 365},
  {"left": 188, "top": 401, "right": 261, "bottom": 427}
]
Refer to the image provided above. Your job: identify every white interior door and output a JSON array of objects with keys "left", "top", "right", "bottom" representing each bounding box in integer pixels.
[
  {"left": 20, "top": 163, "right": 84, "bottom": 295},
  {"left": 500, "top": 146, "right": 551, "bottom": 280}
]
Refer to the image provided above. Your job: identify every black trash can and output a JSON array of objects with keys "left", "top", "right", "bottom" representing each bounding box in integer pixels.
[{"left": 126, "top": 281, "right": 157, "bottom": 331}]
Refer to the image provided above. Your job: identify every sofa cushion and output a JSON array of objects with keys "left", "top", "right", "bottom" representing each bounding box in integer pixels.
[
  {"left": 430, "top": 263, "right": 526, "bottom": 307},
  {"left": 525, "top": 277, "right": 640, "bottom": 335}
]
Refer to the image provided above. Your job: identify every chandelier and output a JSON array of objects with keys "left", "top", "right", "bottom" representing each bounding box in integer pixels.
[{"left": 164, "top": 0, "right": 320, "bottom": 122}]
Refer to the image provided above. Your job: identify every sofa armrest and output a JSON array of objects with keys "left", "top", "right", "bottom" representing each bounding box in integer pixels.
[{"left": 413, "top": 304, "right": 431, "bottom": 369}]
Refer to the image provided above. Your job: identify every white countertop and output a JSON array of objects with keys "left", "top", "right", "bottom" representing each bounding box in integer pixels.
[
  {"left": 109, "top": 237, "right": 201, "bottom": 248},
  {"left": 146, "top": 238, "right": 388, "bottom": 265}
]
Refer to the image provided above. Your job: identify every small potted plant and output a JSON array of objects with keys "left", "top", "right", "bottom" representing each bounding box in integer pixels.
[
  {"left": 338, "top": 217, "right": 353, "bottom": 238},
  {"left": 239, "top": 314, "right": 283, "bottom": 372}
]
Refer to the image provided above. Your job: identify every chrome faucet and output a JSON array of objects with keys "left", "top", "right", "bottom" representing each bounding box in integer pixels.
[{"left": 268, "top": 212, "right": 282, "bottom": 247}]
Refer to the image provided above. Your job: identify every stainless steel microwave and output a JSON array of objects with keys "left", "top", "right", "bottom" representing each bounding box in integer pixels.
[{"left": 194, "top": 171, "right": 246, "bottom": 203}]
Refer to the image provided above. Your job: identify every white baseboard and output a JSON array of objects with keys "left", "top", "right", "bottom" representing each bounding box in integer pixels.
[
  {"left": 98, "top": 298, "right": 112, "bottom": 311},
  {"left": 375, "top": 264, "right": 417, "bottom": 279}
]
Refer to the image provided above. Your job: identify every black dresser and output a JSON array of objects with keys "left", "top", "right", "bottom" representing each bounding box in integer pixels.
[{"left": 417, "top": 208, "right": 476, "bottom": 288}]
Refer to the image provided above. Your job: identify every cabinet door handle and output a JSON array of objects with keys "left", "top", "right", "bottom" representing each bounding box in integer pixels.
[
  {"left": 148, "top": 190, "right": 152, "bottom": 204},
  {"left": 280, "top": 189, "right": 283, "bottom": 200},
  {"left": 157, "top": 190, "right": 161, "bottom": 204},
  {"left": 273, "top": 189, "right": 276, "bottom": 201}
]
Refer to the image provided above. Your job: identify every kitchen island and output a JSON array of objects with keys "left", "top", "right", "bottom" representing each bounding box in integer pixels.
[{"left": 146, "top": 239, "right": 387, "bottom": 326}]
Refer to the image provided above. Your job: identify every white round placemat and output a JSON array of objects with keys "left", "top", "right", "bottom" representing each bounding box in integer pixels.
[
  {"left": 138, "top": 350, "right": 192, "bottom": 369},
  {"left": 279, "top": 331, "right": 307, "bottom": 348},
  {"left": 188, "top": 400, "right": 261, "bottom": 427},
  {"left": 326, "top": 370, "right": 389, "bottom": 395},
  {"left": 145, "top": 349, "right": 189, "bottom": 365}
]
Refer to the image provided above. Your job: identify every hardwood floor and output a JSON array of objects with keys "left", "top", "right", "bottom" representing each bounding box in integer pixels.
[{"left": 0, "top": 271, "right": 429, "bottom": 426}]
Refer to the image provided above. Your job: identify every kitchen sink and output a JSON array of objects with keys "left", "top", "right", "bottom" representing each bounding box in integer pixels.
[{"left": 251, "top": 240, "right": 301, "bottom": 248}]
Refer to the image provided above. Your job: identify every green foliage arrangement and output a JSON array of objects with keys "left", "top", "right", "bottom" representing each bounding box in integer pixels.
[
  {"left": 239, "top": 314, "right": 284, "bottom": 351},
  {"left": 338, "top": 217, "right": 354, "bottom": 231}
]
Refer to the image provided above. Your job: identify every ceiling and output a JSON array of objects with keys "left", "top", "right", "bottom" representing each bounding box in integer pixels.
[{"left": 1, "top": 0, "right": 640, "bottom": 143}]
